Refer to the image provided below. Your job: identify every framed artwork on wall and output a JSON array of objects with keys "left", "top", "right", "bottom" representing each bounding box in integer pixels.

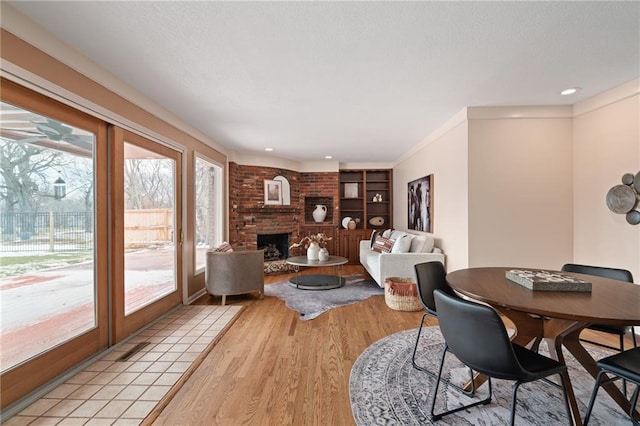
[
  {"left": 408, "top": 174, "right": 433, "bottom": 232},
  {"left": 264, "top": 179, "right": 282, "bottom": 205},
  {"left": 344, "top": 182, "right": 359, "bottom": 199}
]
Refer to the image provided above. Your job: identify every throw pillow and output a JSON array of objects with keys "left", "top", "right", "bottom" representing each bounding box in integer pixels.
[
  {"left": 213, "top": 241, "right": 233, "bottom": 252},
  {"left": 409, "top": 235, "right": 427, "bottom": 253},
  {"left": 409, "top": 234, "right": 435, "bottom": 253},
  {"left": 390, "top": 230, "right": 408, "bottom": 240},
  {"left": 372, "top": 236, "right": 395, "bottom": 253},
  {"left": 369, "top": 229, "right": 379, "bottom": 248},
  {"left": 422, "top": 235, "right": 435, "bottom": 253},
  {"left": 391, "top": 234, "right": 413, "bottom": 253},
  {"left": 381, "top": 228, "right": 394, "bottom": 238}
]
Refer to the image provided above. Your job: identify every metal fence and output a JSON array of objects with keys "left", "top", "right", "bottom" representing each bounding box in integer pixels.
[
  {"left": 0, "top": 209, "right": 174, "bottom": 253},
  {"left": 0, "top": 211, "right": 93, "bottom": 253}
]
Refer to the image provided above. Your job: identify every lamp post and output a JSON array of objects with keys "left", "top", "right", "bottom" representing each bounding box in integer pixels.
[{"left": 53, "top": 173, "right": 66, "bottom": 200}]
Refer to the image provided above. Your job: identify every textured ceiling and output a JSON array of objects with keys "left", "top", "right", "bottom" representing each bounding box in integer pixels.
[{"left": 5, "top": 1, "right": 640, "bottom": 163}]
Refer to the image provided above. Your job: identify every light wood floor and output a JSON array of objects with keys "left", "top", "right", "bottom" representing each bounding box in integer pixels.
[{"left": 152, "top": 265, "right": 636, "bottom": 426}]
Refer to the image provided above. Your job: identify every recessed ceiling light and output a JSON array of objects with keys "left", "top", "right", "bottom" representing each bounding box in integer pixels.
[
  {"left": 560, "top": 87, "right": 581, "bottom": 96},
  {"left": 324, "top": 155, "right": 333, "bottom": 159},
  {"left": 264, "top": 148, "right": 274, "bottom": 152}
]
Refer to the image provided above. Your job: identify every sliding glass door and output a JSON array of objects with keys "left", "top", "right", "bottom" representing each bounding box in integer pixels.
[
  {"left": 111, "top": 128, "right": 182, "bottom": 342},
  {"left": 0, "top": 79, "right": 109, "bottom": 407},
  {"left": 0, "top": 81, "right": 183, "bottom": 407}
]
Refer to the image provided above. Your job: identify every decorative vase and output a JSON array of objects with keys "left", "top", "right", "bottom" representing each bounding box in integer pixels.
[
  {"left": 318, "top": 247, "right": 329, "bottom": 261},
  {"left": 307, "top": 242, "right": 320, "bottom": 260},
  {"left": 347, "top": 219, "right": 356, "bottom": 230},
  {"left": 312, "top": 204, "right": 327, "bottom": 223}
]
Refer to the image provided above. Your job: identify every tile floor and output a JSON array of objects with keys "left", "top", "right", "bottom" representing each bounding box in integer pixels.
[{"left": 4, "top": 304, "right": 242, "bottom": 425}]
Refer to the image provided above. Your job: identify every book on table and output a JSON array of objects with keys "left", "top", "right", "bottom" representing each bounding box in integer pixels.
[{"left": 505, "top": 269, "right": 592, "bottom": 292}]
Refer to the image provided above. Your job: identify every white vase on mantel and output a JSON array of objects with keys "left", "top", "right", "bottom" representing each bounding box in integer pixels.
[
  {"left": 307, "top": 242, "right": 320, "bottom": 261},
  {"left": 318, "top": 247, "right": 329, "bottom": 262}
]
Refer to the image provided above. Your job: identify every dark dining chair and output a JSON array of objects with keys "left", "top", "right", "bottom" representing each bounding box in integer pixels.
[
  {"left": 583, "top": 347, "right": 640, "bottom": 425},
  {"left": 431, "top": 289, "right": 572, "bottom": 425},
  {"left": 411, "top": 261, "right": 475, "bottom": 396},
  {"left": 560, "top": 263, "right": 637, "bottom": 351}
]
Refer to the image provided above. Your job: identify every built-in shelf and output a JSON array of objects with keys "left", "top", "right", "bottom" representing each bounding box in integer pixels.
[{"left": 339, "top": 169, "right": 392, "bottom": 231}]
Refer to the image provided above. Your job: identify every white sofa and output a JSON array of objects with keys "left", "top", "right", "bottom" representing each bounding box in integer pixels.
[{"left": 359, "top": 230, "right": 445, "bottom": 287}]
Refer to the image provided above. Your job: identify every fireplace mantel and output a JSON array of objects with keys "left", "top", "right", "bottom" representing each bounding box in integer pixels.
[{"left": 237, "top": 206, "right": 300, "bottom": 214}]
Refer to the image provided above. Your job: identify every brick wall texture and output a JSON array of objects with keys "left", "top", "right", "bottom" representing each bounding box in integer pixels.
[{"left": 229, "top": 163, "right": 338, "bottom": 250}]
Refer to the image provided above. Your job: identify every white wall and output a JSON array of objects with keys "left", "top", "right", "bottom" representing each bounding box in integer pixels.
[
  {"left": 467, "top": 112, "right": 574, "bottom": 269},
  {"left": 393, "top": 107, "right": 575, "bottom": 272},
  {"left": 572, "top": 82, "right": 640, "bottom": 281},
  {"left": 393, "top": 83, "right": 639, "bottom": 280},
  {"left": 393, "top": 115, "right": 470, "bottom": 271}
]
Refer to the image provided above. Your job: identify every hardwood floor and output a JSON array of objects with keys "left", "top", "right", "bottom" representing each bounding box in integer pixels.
[{"left": 152, "top": 265, "right": 636, "bottom": 425}]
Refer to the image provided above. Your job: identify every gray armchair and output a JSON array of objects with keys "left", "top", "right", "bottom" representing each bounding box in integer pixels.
[{"left": 205, "top": 249, "right": 265, "bottom": 305}]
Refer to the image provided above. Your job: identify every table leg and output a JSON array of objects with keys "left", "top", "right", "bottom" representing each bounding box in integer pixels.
[
  {"left": 461, "top": 308, "right": 638, "bottom": 425},
  {"left": 542, "top": 319, "right": 587, "bottom": 426},
  {"left": 293, "top": 265, "right": 300, "bottom": 289}
]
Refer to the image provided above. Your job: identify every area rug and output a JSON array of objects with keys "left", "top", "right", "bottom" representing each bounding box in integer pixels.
[
  {"left": 264, "top": 274, "right": 383, "bottom": 320},
  {"left": 350, "top": 327, "right": 629, "bottom": 425}
]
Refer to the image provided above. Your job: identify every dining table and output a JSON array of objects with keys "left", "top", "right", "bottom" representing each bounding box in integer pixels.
[{"left": 446, "top": 267, "right": 640, "bottom": 426}]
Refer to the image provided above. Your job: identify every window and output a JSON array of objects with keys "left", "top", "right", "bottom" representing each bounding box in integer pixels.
[{"left": 194, "top": 154, "right": 224, "bottom": 272}]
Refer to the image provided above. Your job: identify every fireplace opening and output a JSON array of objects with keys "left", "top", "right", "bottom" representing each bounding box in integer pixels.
[{"left": 257, "top": 233, "right": 290, "bottom": 261}]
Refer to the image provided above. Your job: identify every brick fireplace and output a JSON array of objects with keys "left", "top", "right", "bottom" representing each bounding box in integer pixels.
[
  {"left": 257, "top": 232, "right": 290, "bottom": 260},
  {"left": 228, "top": 162, "right": 339, "bottom": 253}
]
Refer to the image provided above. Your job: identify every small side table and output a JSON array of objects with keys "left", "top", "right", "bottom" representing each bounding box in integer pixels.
[{"left": 285, "top": 255, "right": 348, "bottom": 290}]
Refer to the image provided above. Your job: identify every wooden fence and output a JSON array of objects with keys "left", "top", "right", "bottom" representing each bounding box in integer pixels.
[
  {"left": 124, "top": 208, "right": 174, "bottom": 247},
  {"left": 0, "top": 209, "right": 174, "bottom": 252}
]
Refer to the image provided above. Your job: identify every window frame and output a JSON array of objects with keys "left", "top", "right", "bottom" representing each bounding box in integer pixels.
[{"left": 193, "top": 152, "right": 225, "bottom": 275}]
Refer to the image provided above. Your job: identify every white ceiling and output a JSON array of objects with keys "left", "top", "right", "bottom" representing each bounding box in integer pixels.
[{"left": 5, "top": 1, "right": 640, "bottom": 163}]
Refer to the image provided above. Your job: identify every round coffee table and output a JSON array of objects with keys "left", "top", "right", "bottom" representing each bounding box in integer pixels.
[{"left": 285, "top": 255, "right": 348, "bottom": 290}]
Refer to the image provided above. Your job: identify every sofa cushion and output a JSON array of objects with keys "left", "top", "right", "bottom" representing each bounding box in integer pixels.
[
  {"left": 409, "top": 235, "right": 434, "bottom": 253},
  {"left": 372, "top": 236, "right": 395, "bottom": 253},
  {"left": 391, "top": 234, "right": 413, "bottom": 253},
  {"left": 390, "top": 230, "right": 409, "bottom": 240},
  {"left": 381, "top": 228, "right": 393, "bottom": 238}
]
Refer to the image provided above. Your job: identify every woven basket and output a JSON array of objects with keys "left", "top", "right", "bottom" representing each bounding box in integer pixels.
[{"left": 383, "top": 277, "right": 422, "bottom": 312}]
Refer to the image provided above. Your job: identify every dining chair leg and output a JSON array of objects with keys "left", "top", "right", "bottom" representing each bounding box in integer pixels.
[
  {"left": 430, "top": 345, "right": 491, "bottom": 421},
  {"left": 621, "top": 334, "right": 629, "bottom": 397},
  {"left": 509, "top": 381, "right": 522, "bottom": 426},
  {"left": 583, "top": 370, "right": 606, "bottom": 425},
  {"left": 411, "top": 313, "right": 428, "bottom": 370},
  {"left": 412, "top": 317, "right": 476, "bottom": 397},
  {"left": 629, "top": 331, "right": 639, "bottom": 401},
  {"left": 629, "top": 385, "right": 639, "bottom": 426},
  {"left": 559, "top": 372, "right": 573, "bottom": 425},
  {"left": 411, "top": 320, "right": 476, "bottom": 396}
]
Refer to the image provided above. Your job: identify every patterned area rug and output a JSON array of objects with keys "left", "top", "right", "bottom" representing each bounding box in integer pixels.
[
  {"left": 350, "top": 327, "right": 629, "bottom": 425},
  {"left": 264, "top": 274, "right": 383, "bottom": 320}
]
